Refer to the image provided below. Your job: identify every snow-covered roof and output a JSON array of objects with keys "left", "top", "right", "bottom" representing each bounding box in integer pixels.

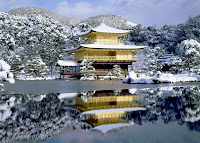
[
  {"left": 64, "top": 44, "right": 145, "bottom": 52},
  {"left": 93, "top": 23, "right": 130, "bottom": 34},
  {"left": 93, "top": 123, "right": 131, "bottom": 134},
  {"left": 56, "top": 60, "right": 79, "bottom": 67},
  {"left": 78, "top": 23, "right": 130, "bottom": 36},
  {"left": 81, "top": 44, "right": 145, "bottom": 49},
  {"left": 81, "top": 107, "right": 146, "bottom": 115}
]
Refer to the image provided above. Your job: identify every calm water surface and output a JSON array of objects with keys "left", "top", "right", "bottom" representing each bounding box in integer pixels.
[{"left": 0, "top": 80, "right": 200, "bottom": 143}]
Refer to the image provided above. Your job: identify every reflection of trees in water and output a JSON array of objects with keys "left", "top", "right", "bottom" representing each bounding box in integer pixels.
[
  {"left": 0, "top": 93, "right": 76, "bottom": 143},
  {"left": 125, "top": 86, "right": 200, "bottom": 132}
]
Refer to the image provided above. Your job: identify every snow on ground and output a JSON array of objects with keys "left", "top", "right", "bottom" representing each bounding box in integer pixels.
[
  {"left": 124, "top": 71, "right": 200, "bottom": 84},
  {"left": 16, "top": 75, "right": 60, "bottom": 81},
  {"left": 80, "top": 76, "right": 96, "bottom": 81}
]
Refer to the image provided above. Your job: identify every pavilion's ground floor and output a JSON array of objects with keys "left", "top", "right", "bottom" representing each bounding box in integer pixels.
[{"left": 58, "top": 61, "right": 133, "bottom": 79}]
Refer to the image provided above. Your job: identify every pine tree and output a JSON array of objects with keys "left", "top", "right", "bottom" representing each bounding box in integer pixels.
[
  {"left": 26, "top": 57, "right": 49, "bottom": 77},
  {"left": 80, "top": 60, "right": 96, "bottom": 80},
  {"left": 10, "top": 55, "right": 24, "bottom": 77},
  {"left": 146, "top": 47, "right": 165, "bottom": 74},
  {"left": 178, "top": 39, "right": 200, "bottom": 75}
]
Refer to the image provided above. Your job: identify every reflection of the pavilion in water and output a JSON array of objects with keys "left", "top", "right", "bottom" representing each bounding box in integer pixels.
[
  {"left": 0, "top": 86, "right": 200, "bottom": 142},
  {"left": 63, "top": 89, "right": 146, "bottom": 133}
]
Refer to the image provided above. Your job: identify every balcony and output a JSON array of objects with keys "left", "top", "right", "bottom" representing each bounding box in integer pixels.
[
  {"left": 84, "top": 56, "right": 116, "bottom": 60},
  {"left": 75, "top": 56, "right": 138, "bottom": 61},
  {"left": 85, "top": 39, "right": 124, "bottom": 45}
]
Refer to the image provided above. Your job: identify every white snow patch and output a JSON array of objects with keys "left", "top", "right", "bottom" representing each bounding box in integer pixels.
[
  {"left": 0, "top": 60, "right": 11, "bottom": 72},
  {"left": 124, "top": 72, "right": 200, "bottom": 84},
  {"left": 0, "top": 109, "right": 12, "bottom": 121},
  {"left": 185, "top": 115, "right": 200, "bottom": 123},
  {"left": 126, "top": 21, "right": 137, "bottom": 27},
  {"left": 128, "top": 88, "right": 138, "bottom": 94},
  {"left": 0, "top": 60, "right": 15, "bottom": 84}
]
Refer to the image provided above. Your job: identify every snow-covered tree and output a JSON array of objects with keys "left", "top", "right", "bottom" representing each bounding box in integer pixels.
[
  {"left": 0, "top": 60, "right": 15, "bottom": 84},
  {"left": 145, "top": 47, "right": 165, "bottom": 74},
  {"left": 178, "top": 39, "right": 200, "bottom": 75},
  {"left": 0, "top": 12, "right": 69, "bottom": 75},
  {"left": 80, "top": 60, "right": 96, "bottom": 80},
  {"left": 10, "top": 55, "right": 24, "bottom": 77},
  {"left": 26, "top": 57, "right": 49, "bottom": 77},
  {"left": 112, "top": 65, "right": 122, "bottom": 77},
  {"left": 65, "top": 23, "right": 89, "bottom": 50}
]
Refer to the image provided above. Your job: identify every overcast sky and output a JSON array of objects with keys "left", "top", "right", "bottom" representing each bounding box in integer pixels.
[{"left": 0, "top": 0, "right": 200, "bottom": 27}]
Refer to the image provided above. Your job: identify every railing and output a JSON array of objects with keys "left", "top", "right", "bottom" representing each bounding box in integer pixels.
[
  {"left": 94, "top": 70, "right": 128, "bottom": 76},
  {"left": 84, "top": 39, "right": 124, "bottom": 45},
  {"left": 84, "top": 56, "right": 116, "bottom": 60},
  {"left": 76, "top": 56, "right": 139, "bottom": 61}
]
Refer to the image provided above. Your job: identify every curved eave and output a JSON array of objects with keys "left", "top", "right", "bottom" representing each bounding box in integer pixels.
[
  {"left": 81, "top": 44, "right": 145, "bottom": 50},
  {"left": 93, "top": 123, "right": 131, "bottom": 134},
  {"left": 81, "top": 107, "right": 146, "bottom": 115},
  {"left": 64, "top": 46, "right": 81, "bottom": 53}
]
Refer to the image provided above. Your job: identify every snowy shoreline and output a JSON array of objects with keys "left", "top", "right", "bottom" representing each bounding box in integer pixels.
[{"left": 123, "top": 71, "right": 200, "bottom": 84}]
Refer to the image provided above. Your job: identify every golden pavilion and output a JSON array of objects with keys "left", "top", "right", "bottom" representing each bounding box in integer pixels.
[{"left": 64, "top": 23, "right": 145, "bottom": 76}]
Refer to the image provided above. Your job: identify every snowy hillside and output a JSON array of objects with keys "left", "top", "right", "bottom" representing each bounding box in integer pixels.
[
  {"left": 7, "top": 7, "right": 82, "bottom": 26},
  {"left": 82, "top": 14, "right": 137, "bottom": 29},
  {"left": 7, "top": 8, "right": 137, "bottom": 29}
]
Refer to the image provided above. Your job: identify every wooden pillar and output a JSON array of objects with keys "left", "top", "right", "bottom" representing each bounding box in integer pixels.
[
  {"left": 75, "top": 66, "right": 76, "bottom": 77},
  {"left": 60, "top": 66, "right": 61, "bottom": 79},
  {"left": 63, "top": 67, "right": 64, "bottom": 78}
]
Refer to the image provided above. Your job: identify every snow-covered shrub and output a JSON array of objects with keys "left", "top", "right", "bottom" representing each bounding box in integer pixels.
[
  {"left": 80, "top": 60, "right": 96, "bottom": 80},
  {"left": 123, "top": 71, "right": 138, "bottom": 83},
  {"left": 112, "top": 65, "right": 122, "bottom": 77},
  {"left": 153, "top": 71, "right": 162, "bottom": 78},
  {"left": 0, "top": 60, "right": 15, "bottom": 84},
  {"left": 147, "top": 71, "right": 154, "bottom": 77}
]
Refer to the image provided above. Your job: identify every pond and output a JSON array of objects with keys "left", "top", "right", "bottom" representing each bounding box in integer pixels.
[{"left": 0, "top": 81, "right": 200, "bottom": 143}]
